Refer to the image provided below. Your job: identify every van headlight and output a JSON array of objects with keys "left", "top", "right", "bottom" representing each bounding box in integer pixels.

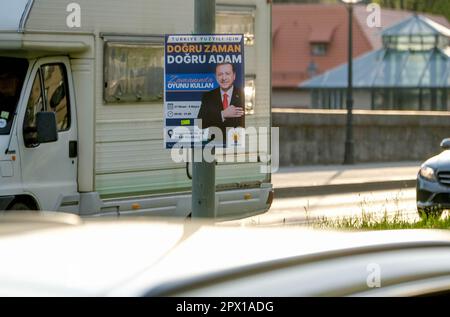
[{"left": 419, "top": 165, "right": 437, "bottom": 182}]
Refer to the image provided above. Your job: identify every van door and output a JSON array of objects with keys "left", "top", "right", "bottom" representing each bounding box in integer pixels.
[{"left": 18, "top": 57, "right": 78, "bottom": 211}]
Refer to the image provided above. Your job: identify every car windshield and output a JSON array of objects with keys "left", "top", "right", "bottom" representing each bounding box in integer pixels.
[{"left": 0, "top": 57, "right": 28, "bottom": 135}]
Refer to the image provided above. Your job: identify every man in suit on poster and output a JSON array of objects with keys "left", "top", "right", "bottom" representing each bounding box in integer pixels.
[{"left": 197, "top": 62, "right": 245, "bottom": 144}]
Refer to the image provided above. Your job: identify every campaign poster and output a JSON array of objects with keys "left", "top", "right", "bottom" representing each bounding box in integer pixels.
[{"left": 164, "top": 34, "right": 245, "bottom": 149}]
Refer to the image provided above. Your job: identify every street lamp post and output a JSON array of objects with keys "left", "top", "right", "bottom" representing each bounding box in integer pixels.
[
  {"left": 341, "top": 0, "right": 362, "bottom": 165},
  {"left": 192, "top": 0, "right": 216, "bottom": 218}
]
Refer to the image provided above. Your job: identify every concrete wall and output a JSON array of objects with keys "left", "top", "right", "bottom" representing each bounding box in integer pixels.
[{"left": 273, "top": 109, "right": 450, "bottom": 166}]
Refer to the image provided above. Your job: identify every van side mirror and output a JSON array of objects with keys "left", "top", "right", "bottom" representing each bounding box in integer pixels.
[
  {"left": 440, "top": 138, "right": 450, "bottom": 150},
  {"left": 36, "top": 112, "right": 58, "bottom": 143}
]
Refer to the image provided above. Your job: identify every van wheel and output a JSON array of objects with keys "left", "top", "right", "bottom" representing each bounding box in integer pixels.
[{"left": 7, "top": 202, "right": 34, "bottom": 211}]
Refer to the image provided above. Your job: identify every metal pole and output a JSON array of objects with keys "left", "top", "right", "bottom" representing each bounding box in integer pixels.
[
  {"left": 192, "top": 0, "right": 216, "bottom": 218},
  {"left": 344, "top": 3, "right": 354, "bottom": 165},
  {"left": 195, "top": 0, "right": 215, "bottom": 34}
]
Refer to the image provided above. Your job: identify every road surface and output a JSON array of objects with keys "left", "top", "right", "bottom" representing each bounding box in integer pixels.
[{"left": 224, "top": 188, "right": 422, "bottom": 227}]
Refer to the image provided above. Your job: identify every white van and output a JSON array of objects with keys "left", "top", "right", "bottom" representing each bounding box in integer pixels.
[{"left": 0, "top": 0, "right": 273, "bottom": 218}]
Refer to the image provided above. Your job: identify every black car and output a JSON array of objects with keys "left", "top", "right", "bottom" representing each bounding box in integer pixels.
[{"left": 417, "top": 138, "right": 450, "bottom": 218}]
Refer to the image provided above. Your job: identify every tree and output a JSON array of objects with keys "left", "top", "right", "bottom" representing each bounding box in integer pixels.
[
  {"left": 273, "top": 0, "right": 450, "bottom": 21},
  {"left": 373, "top": 0, "right": 450, "bottom": 20}
]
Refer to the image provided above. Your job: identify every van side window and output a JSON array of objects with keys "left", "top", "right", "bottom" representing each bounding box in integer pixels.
[
  {"left": 216, "top": 7, "right": 255, "bottom": 46},
  {"left": 23, "top": 69, "right": 45, "bottom": 146},
  {"left": 42, "top": 64, "right": 70, "bottom": 131},
  {"left": 104, "top": 42, "right": 164, "bottom": 103}
]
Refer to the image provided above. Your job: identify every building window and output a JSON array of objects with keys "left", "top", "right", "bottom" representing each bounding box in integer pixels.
[
  {"left": 307, "top": 61, "right": 318, "bottom": 78},
  {"left": 312, "top": 89, "right": 319, "bottom": 108},
  {"left": 422, "top": 88, "right": 448, "bottom": 111},
  {"left": 311, "top": 43, "right": 327, "bottom": 56},
  {"left": 216, "top": 7, "right": 255, "bottom": 46},
  {"left": 371, "top": 88, "right": 449, "bottom": 111},
  {"left": 245, "top": 76, "right": 255, "bottom": 115},
  {"left": 104, "top": 42, "right": 164, "bottom": 103}
]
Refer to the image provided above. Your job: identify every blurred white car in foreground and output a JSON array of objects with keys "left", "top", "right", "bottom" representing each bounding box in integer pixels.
[{"left": 0, "top": 212, "right": 450, "bottom": 297}]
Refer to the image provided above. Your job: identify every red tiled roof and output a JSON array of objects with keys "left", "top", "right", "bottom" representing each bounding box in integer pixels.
[
  {"left": 309, "top": 24, "right": 337, "bottom": 43},
  {"left": 273, "top": 4, "right": 450, "bottom": 88},
  {"left": 273, "top": 4, "right": 372, "bottom": 88}
]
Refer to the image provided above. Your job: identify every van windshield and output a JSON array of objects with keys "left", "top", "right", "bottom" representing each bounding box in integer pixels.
[{"left": 0, "top": 57, "right": 28, "bottom": 135}]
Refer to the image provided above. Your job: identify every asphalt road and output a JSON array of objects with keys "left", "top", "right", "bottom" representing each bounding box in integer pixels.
[{"left": 224, "top": 188, "right": 421, "bottom": 226}]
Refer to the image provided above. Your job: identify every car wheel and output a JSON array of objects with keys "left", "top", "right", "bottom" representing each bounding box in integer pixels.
[
  {"left": 418, "top": 207, "right": 443, "bottom": 220},
  {"left": 7, "top": 201, "right": 34, "bottom": 211}
]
